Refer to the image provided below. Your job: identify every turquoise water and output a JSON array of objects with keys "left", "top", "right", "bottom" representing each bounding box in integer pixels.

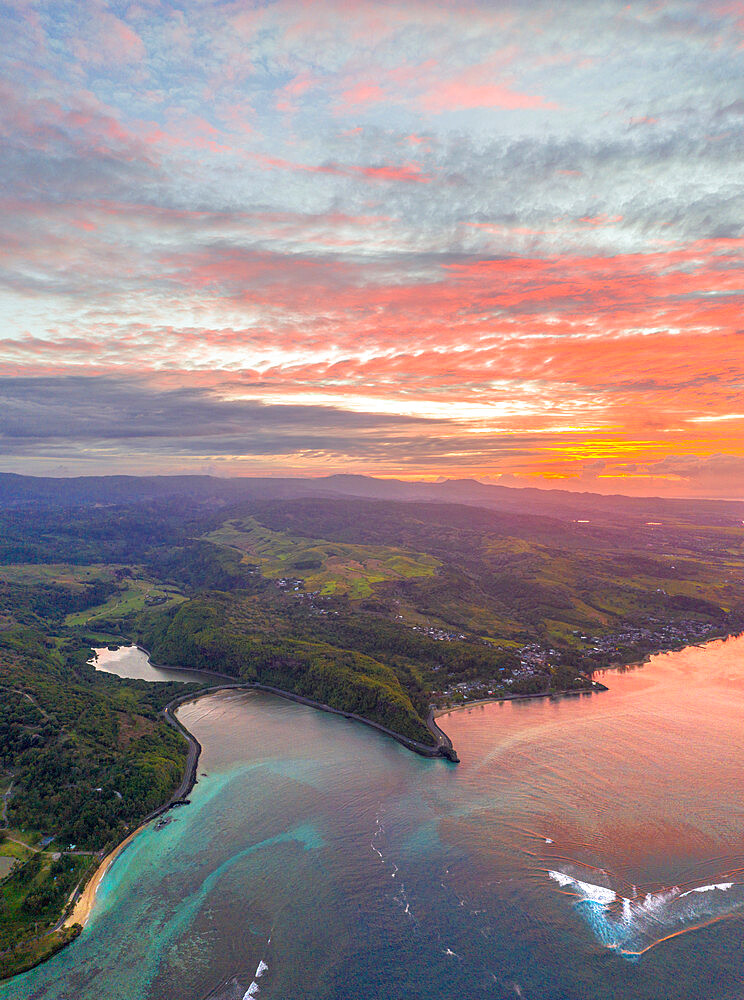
[{"left": 6, "top": 636, "right": 744, "bottom": 998}]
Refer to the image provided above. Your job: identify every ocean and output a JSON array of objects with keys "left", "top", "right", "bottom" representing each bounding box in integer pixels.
[{"left": 5, "top": 636, "right": 744, "bottom": 998}]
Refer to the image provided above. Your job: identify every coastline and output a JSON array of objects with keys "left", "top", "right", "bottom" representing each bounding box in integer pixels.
[
  {"left": 37, "top": 632, "right": 742, "bottom": 950},
  {"left": 161, "top": 680, "right": 459, "bottom": 762},
  {"left": 63, "top": 827, "right": 142, "bottom": 930},
  {"left": 62, "top": 675, "right": 458, "bottom": 933},
  {"left": 132, "top": 642, "right": 459, "bottom": 761},
  {"left": 8, "top": 629, "right": 740, "bottom": 986},
  {"left": 434, "top": 631, "right": 741, "bottom": 721},
  {"left": 434, "top": 682, "right": 606, "bottom": 719}
]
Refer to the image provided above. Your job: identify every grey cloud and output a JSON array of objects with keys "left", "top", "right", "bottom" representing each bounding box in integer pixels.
[
  {"left": 0, "top": 376, "right": 433, "bottom": 443},
  {"left": 0, "top": 375, "right": 570, "bottom": 468}
]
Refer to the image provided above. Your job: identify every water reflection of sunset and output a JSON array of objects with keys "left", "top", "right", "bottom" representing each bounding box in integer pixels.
[{"left": 440, "top": 635, "right": 744, "bottom": 957}]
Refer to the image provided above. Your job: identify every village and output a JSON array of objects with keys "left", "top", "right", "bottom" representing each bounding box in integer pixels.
[
  {"left": 268, "top": 572, "right": 731, "bottom": 711},
  {"left": 430, "top": 619, "right": 725, "bottom": 708}
]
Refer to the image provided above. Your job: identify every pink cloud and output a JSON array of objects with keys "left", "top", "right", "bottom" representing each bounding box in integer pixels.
[
  {"left": 421, "top": 79, "right": 557, "bottom": 112},
  {"left": 71, "top": 9, "right": 146, "bottom": 68},
  {"left": 337, "top": 81, "right": 387, "bottom": 111},
  {"left": 354, "top": 162, "right": 429, "bottom": 182},
  {"left": 248, "top": 151, "right": 430, "bottom": 183},
  {"left": 329, "top": 52, "right": 557, "bottom": 115},
  {"left": 276, "top": 71, "right": 319, "bottom": 112},
  {"left": 390, "top": 48, "right": 562, "bottom": 113},
  {"left": 713, "top": 1, "right": 744, "bottom": 31}
]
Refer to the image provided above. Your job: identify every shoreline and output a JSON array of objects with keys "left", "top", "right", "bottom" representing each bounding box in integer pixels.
[
  {"left": 62, "top": 675, "right": 458, "bottom": 933},
  {"left": 434, "top": 631, "right": 741, "bottom": 720},
  {"left": 433, "top": 682, "right": 605, "bottom": 719},
  {"left": 63, "top": 827, "right": 143, "bottom": 930},
  {"left": 130, "top": 642, "right": 458, "bottom": 762},
  {"left": 37, "top": 631, "right": 743, "bottom": 949},
  {"left": 160, "top": 680, "right": 459, "bottom": 763}
]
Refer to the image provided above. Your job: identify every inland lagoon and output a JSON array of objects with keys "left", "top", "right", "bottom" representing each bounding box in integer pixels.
[
  {"left": 90, "top": 644, "right": 213, "bottom": 685},
  {"left": 5, "top": 636, "right": 744, "bottom": 999}
]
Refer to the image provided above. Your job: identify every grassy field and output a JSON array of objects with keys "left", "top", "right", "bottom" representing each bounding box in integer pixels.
[
  {"left": 1, "top": 830, "right": 39, "bottom": 849},
  {"left": 205, "top": 517, "right": 440, "bottom": 598},
  {"left": 65, "top": 577, "right": 184, "bottom": 626},
  {"left": 0, "top": 839, "right": 34, "bottom": 864},
  {"left": 0, "top": 562, "right": 184, "bottom": 626},
  {"left": 237, "top": 499, "right": 744, "bottom": 651}
]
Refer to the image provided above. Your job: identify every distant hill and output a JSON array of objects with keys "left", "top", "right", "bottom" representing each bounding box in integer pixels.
[{"left": 1, "top": 471, "right": 743, "bottom": 528}]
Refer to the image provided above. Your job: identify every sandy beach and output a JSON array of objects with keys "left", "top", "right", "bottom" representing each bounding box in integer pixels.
[{"left": 63, "top": 826, "right": 144, "bottom": 929}]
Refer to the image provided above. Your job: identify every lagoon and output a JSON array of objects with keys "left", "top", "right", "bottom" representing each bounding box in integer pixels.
[
  {"left": 91, "top": 644, "right": 213, "bottom": 685},
  {"left": 5, "top": 636, "right": 744, "bottom": 998}
]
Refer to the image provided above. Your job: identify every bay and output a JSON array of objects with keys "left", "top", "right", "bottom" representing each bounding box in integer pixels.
[{"left": 5, "top": 636, "right": 744, "bottom": 998}]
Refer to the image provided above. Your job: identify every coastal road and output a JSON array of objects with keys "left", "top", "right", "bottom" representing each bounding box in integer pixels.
[
  {"left": 159, "top": 698, "right": 203, "bottom": 809},
  {"left": 426, "top": 708, "right": 459, "bottom": 762}
]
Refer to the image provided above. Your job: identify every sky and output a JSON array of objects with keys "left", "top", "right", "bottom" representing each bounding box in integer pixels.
[{"left": 1, "top": 0, "right": 743, "bottom": 496}]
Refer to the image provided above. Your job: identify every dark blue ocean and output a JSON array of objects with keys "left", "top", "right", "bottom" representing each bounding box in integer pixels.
[{"left": 5, "top": 637, "right": 744, "bottom": 999}]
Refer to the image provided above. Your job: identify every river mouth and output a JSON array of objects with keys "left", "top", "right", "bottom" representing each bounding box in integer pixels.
[{"left": 6, "top": 635, "right": 744, "bottom": 999}]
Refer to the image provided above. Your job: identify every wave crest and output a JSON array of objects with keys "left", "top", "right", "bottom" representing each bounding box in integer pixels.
[{"left": 547, "top": 867, "right": 744, "bottom": 956}]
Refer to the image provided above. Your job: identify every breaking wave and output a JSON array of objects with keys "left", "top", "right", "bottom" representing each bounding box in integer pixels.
[
  {"left": 547, "top": 866, "right": 744, "bottom": 956},
  {"left": 203, "top": 949, "right": 269, "bottom": 1000},
  {"left": 242, "top": 956, "right": 268, "bottom": 998}
]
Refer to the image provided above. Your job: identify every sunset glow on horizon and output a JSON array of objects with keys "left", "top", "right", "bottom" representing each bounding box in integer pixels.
[{"left": 2, "top": 0, "right": 743, "bottom": 496}]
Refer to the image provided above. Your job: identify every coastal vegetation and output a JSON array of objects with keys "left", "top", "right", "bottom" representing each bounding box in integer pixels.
[
  {"left": 138, "top": 599, "right": 434, "bottom": 745},
  {"left": 0, "top": 605, "right": 196, "bottom": 976},
  {"left": 1, "top": 472, "right": 744, "bottom": 978}
]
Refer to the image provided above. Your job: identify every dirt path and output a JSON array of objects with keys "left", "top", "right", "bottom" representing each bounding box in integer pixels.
[{"left": 0, "top": 781, "right": 12, "bottom": 828}]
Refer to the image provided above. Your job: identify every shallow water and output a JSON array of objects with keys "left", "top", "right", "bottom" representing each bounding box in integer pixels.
[
  {"left": 91, "top": 645, "right": 210, "bottom": 685},
  {"left": 6, "top": 636, "right": 744, "bottom": 998}
]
